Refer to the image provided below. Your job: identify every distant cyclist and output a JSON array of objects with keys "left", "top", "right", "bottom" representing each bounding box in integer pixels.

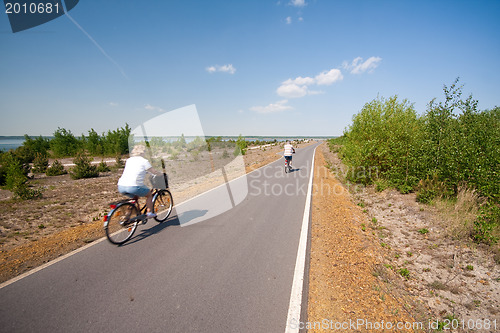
[{"left": 283, "top": 140, "right": 296, "bottom": 167}]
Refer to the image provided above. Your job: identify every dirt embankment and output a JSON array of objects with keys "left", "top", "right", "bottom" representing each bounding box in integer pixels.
[
  {"left": 309, "top": 143, "right": 500, "bottom": 332},
  {"left": 308, "top": 144, "right": 417, "bottom": 332}
]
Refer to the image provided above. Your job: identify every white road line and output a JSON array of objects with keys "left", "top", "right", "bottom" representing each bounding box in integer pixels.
[{"left": 284, "top": 145, "right": 317, "bottom": 333}]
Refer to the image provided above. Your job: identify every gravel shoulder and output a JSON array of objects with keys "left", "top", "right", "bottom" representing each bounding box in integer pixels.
[
  {"left": 309, "top": 143, "right": 500, "bottom": 332},
  {"left": 308, "top": 143, "right": 417, "bottom": 332}
]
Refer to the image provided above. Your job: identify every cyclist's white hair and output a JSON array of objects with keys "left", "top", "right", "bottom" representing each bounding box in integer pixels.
[{"left": 130, "top": 144, "right": 146, "bottom": 157}]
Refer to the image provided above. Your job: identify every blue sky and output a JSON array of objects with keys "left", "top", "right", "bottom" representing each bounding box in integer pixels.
[{"left": 1, "top": 0, "right": 499, "bottom": 137}]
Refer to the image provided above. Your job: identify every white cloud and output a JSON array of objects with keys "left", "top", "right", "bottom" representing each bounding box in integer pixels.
[
  {"left": 307, "top": 90, "right": 324, "bottom": 96},
  {"left": 219, "top": 64, "right": 236, "bottom": 74},
  {"left": 289, "top": 0, "right": 306, "bottom": 7},
  {"left": 286, "top": 16, "right": 292, "bottom": 24},
  {"left": 343, "top": 56, "right": 382, "bottom": 74},
  {"left": 145, "top": 104, "right": 165, "bottom": 112},
  {"left": 277, "top": 83, "right": 309, "bottom": 98},
  {"left": 277, "top": 69, "right": 343, "bottom": 98},
  {"left": 250, "top": 100, "right": 293, "bottom": 114},
  {"left": 315, "top": 69, "right": 343, "bottom": 85},
  {"left": 206, "top": 64, "right": 236, "bottom": 74},
  {"left": 287, "top": 76, "right": 316, "bottom": 86},
  {"left": 108, "top": 102, "right": 118, "bottom": 107}
]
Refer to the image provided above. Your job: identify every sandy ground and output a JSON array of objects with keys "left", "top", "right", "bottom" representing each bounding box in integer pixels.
[
  {"left": 308, "top": 144, "right": 417, "bottom": 332},
  {"left": 314, "top": 143, "right": 500, "bottom": 332}
]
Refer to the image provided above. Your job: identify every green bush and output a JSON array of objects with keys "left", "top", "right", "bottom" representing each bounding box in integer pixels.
[
  {"left": 101, "top": 124, "right": 131, "bottom": 156},
  {"left": 51, "top": 127, "right": 82, "bottom": 157},
  {"left": 12, "top": 183, "right": 43, "bottom": 200},
  {"left": 328, "top": 136, "right": 346, "bottom": 153},
  {"left": 473, "top": 203, "right": 500, "bottom": 245},
  {"left": 84, "top": 129, "right": 104, "bottom": 156},
  {"left": 70, "top": 153, "right": 99, "bottom": 180},
  {"left": 22, "top": 135, "right": 50, "bottom": 157},
  {"left": 96, "top": 160, "right": 111, "bottom": 173},
  {"left": 1, "top": 152, "right": 42, "bottom": 200},
  {"left": 114, "top": 154, "right": 125, "bottom": 168},
  {"left": 46, "top": 160, "right": 67, "bottom": 176},
  {"left": 3, "top": 152, "right": 26, "bottom": 191},
  {"left": 339, "top": 79, "right": 499, "bottom": 245},
  {"left": 47, "top": 125, "right": 131, "bottom": 158},
  {"left": 341, "top": 95, "right": 423, "bottom": 187},
  {"left": 0, "top": 152, "right": 7, "bottom": 186},
  {"left": 32, "top": 152, "right": 49, "bottom": 173},
  {"left": 235, "top": 134, "right": 247, "bottom": 156},
  {"left": 374, "top": 178, "right": 391, "bottom": 192}
]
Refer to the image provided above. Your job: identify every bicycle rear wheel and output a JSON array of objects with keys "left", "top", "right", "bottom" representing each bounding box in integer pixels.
[
  {"left": 153, "top": 190, "right": 173, "bottom": 222},
  {"left": 105, "top": 202, "right": 139, "bottom": 245}
]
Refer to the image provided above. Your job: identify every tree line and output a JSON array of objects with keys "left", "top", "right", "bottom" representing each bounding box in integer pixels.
[
  {"left": 331, "top": 79, "right": 499, "bottom": 245},
  {"left": 0, "top": 125, "right": 131, "bottom": 199}
]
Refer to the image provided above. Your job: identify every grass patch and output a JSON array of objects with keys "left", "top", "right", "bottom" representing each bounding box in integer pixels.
[
  {"left": 429, "top": 280, "right": 447, "bottom": 290},
  {"left": 398, "top": 268, "right": 410, "bottom": 280},
  {"left": 418, "top": 228, "right": 429, "bottom": 234}
]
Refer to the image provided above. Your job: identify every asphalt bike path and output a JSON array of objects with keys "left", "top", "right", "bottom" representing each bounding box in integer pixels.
[{"left": 0, "top": 143, "right": 319, "bottom": 333}]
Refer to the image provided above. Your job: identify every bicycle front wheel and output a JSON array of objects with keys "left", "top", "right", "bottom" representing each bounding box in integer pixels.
[
  {"left": 105, "top": 202, "right": 139, "bottom": 245},
  {"left": 153, "top": 190, "right": 173, "bottom": 223}
]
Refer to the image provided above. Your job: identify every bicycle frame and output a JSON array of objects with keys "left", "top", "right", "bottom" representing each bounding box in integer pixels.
[
  {"left": 284, "top": 157, "right": 292, "bottom": 173},
  {"left": 126, "top": 189, "right": 161, "bottom": 215},
  {"left": 104, "top": 173, "right": 173, "bottom": 245}
]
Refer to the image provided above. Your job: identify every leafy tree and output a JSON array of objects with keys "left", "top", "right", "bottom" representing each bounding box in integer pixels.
[
  {"left": 340, "top": 79, "right": 499, "bottom": 244},
  {"left": 342, "top": 95, "right": 423, "bottom": 191},
  {"left": 234, "top": 134, "right": 248, "bottom": 156},
  {"left": 102, "top": 124, "right": 131, "bottom": 156},
  {"left": 3, "top": 152, "right": 26, "bottom": 191},
  {"left": 51, "top": 127, "right": 81, "bottom": 157},
  {"left": 22, "top": 135, "right": 50, "bottom": 157},
  {"left": 1, "top": 152, "right": 41, "bottom": 199},
  {"left": 85, "top": 129, "right": 104, "bottom": 156}
]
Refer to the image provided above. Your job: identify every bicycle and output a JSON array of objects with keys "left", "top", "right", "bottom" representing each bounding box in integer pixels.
[
  {"left": 284, "top": 157, "right": 292, "bottom": 173},
  {"left": 103, "top": 174, "right": 173, "bottom": 245}
]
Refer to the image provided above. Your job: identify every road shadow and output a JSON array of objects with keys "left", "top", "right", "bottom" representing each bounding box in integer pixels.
[
  {"left": 177, "top": 209, "right": 209, "bottom": 225},
  {"left": 121, "top": 209, "right": 180, "bottom": 246},
  {"left": 122, "top": 208, "right": 208, "bottom": 246}
]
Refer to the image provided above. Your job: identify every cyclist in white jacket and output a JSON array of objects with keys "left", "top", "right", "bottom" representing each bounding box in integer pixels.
[
  {"left": 283, "top": 141, "right": 295, "bottom": 166},
  {"left": 117, "top": 145, "right": 162, "bottom": 218}
]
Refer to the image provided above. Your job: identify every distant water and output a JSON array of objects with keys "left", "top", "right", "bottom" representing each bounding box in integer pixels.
[
  {"left": 0, "top": 136, "right": 330, "bottom": 152},
  {"left": 0, "top": 138, "right": 24, "bottom": 151}
]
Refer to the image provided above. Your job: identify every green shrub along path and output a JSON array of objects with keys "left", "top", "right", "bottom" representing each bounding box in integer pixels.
[{"left": 333, "top": 78, "right": 499, "bottom": 245}]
